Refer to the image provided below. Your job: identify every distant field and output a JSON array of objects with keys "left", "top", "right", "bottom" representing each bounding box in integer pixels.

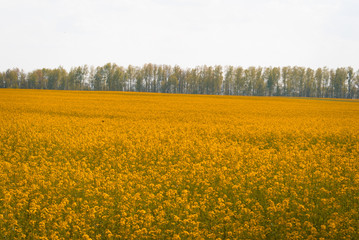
[{"left": 0, "top": 89, "right": 358, "bottom": 239}]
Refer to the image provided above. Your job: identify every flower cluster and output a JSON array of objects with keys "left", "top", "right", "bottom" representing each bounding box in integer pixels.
[{"left": 0, "top": 89, "right": 358, "bottom": 239}]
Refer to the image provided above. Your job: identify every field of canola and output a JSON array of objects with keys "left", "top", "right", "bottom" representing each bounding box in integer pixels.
[{"left": 0, "top": 89, "right": 359, "bottom": 239}]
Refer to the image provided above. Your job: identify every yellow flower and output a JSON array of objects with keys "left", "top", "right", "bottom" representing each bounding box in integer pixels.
[{"left": 1, "top": 89, "right": 358, "bottom": 240}]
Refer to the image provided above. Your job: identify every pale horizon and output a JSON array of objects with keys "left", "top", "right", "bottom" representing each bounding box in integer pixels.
[{"left": 1, "top": 0, "right": 359, "bottom": 72}]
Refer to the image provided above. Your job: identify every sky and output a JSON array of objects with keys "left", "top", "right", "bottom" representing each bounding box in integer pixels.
[{"left": 0, "top": 0, "right": 358, "bottom": 72}]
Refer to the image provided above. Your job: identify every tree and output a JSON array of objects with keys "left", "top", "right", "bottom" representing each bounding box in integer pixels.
[
  {"left": 295, "top": 67, "right": 306, "bottom": 97},
  {"left": 253, "top": 67, "right": 265, "bottom": 96},
  {"left": 68, "top": 65, "right": 89, "bottom": 90},
  {"left": 233, "top": 67, "right": 244, "bottom": 95},
  {"left": 47, "top": 69, "right": 58, "bottom": 90},
  {"left": 281, "top": 66, "right": 290, "bottom": 96},
  {"left": 0, "top": 72, "right": 4, "bottom": 88},
  {"left": 315, "top": 68, "right": 323, "bottom": 98},
  {"left": 273, "top": 67, "right": 281, "bottom": 96},
  {"left": 329, "top": 69, "right": 336, "bottom": 98},
  {"left": 93, "top": 66, "right": 104, "bottom": 91},
  {"left": 135, "top": 67, "right": 144, "bottom": 92},
  {"left": 264, "top": 67, "right": 280, "bottom": 96},
  {"left": 213, "top": 65, "right": 223, "bottom": 95},
  {"left": 353, "top": 70, "right": 359, "bottom": 98},
  {"left": 173, "top": 65, "right": 182, "bottom": 93},
  {"left": 53, "top": 67, "right": 68, "bottom": 90},
  {"left": 201, "top": 65, "right": 213, "bottom": 94},
  {"left": 103, "top": 63, "right": 114, "bottom": 91},
  {"left": 322, "top": 67, "right": 330, "bottom": 98},
  {"left": 4, "top": 69, "right": 19, "bottom": 88},
  {"left": 113, "top": 66, "right": 126, "bottom": 91},
  {"left": 160, "top": 65, "right": 172, "bottom": 93},
  {"left": 27, "top": 69, "right": 47, "bottom": 89},
  {"left": 347, "top": 67, "right": 354, "bottom": 98},
  {"left": 186, "top": 68, "right": 199, "bottom": 94},
  {"left": 0, "top": 64, "right": 358, "bottom": 99},
  {"left": 152, "top": 65, "right": 158, "bottom": 93},
  {"left": 286, "top": 67, "right": 295, "bottom": 97},
  {"left": 19, "top": 70, "right": 27, "bottom": 89},
  {"left": 143, "top": 63, "right": 154, "bottom": 92},
  {"left": 304, "top": 68, "right": 315, "bottom": 97},
  {"left": 224, "top": 66, "right": 234, "bottom": 95},
  {"left": 333, "top": 68, "right": 347, "bottom": 98},
  {"left": 244, "top": 67, "right": 256, "bottom": 96},
  {"left": 126, "top": 65, "right": 136, "bottom": 92},
  {"left": 156, "top": 66, "right": 164, "bottom": 93}
]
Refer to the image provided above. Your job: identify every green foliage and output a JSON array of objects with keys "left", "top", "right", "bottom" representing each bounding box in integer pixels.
[{"left": 1, "top": 64, "right": 358, "bottom": 98}]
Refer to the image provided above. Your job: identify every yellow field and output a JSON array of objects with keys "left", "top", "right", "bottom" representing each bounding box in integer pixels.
[{"left": 0, "top": 89, "right": 358, "bottom": 239}]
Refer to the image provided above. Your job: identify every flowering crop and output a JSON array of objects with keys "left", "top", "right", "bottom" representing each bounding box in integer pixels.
[{"left": 0, "top": 89, "right": 358, "bottom": 239}]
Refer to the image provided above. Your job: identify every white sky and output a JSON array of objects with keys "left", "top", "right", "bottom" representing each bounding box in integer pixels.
[{"left": 0, "top": 0, "right": 358, "bottom": 71}]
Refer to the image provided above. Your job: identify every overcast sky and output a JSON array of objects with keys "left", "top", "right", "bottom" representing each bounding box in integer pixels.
[{"left": 0, "top": 0, "right": 358, "bottom": 71}]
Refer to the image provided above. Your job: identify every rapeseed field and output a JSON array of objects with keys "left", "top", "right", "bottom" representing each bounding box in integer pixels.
[{"left": 0, "top": 89, "right": 358, "bottom": 239}]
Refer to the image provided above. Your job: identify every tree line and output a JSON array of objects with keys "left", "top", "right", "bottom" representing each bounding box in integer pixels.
[{"left": 1, "top": 63, "right": 359, "bottom": 98}]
